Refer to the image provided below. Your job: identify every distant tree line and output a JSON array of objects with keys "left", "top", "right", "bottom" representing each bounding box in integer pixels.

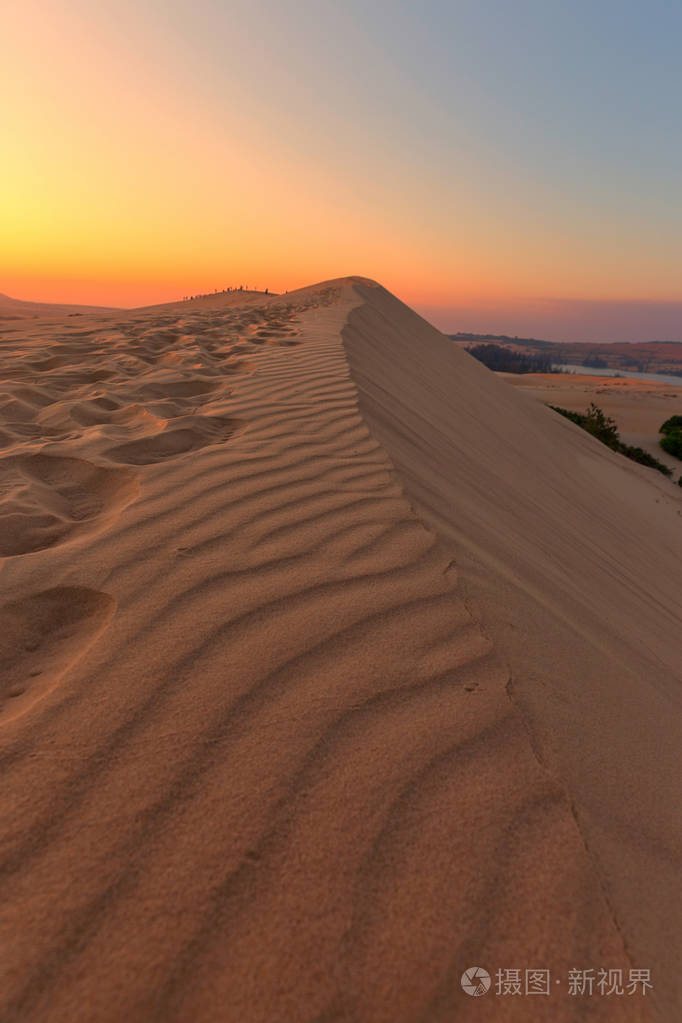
[
  {"left": 549, "top": 403, "right": 677, "bottom": 480},
  {"left": 452, "top": 332, "right": 553, "bottom": 350},
  {"left": 466, "top": 343, "right": 556, "bottom": 374},
  {"left": 619, "top": 355, "right": 647, "bottom": 371}
]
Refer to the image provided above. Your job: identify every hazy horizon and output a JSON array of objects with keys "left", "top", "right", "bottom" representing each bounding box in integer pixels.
[
  {"left": 427, "top": 297, "right": 682, "bottom": 344},
  {"left": 4, "top": 0, "right": 682, "bottom": 339},
  {"left": 3, "top": 283, "right": 681, "bottom": 345}
]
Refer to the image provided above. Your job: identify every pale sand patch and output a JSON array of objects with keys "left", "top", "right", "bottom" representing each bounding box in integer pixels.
[{"left": 0, "top": 279, "right": 677, "bottom": 1021}]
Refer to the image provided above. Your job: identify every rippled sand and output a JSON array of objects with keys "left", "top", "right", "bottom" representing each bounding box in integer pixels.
[{"left": 1, "top": 279, "right": 679, "bottom": 1021}]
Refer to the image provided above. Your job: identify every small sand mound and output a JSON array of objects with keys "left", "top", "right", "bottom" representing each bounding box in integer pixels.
[{"left": 104, "top": 415, "right": 244, "bottom": 465}]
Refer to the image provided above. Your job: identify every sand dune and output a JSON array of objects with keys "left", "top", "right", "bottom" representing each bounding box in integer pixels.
[{"left": 0, "top": 279, "right": 679, "bottom": 1021}]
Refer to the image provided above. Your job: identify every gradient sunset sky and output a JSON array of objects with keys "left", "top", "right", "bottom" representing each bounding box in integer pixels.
[{"left": 3, "top": 0, "right": 681, "bottom": 341}]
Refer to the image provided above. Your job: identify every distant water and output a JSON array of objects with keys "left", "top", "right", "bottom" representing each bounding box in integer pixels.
[{"left": 553, "top": 364, "right": 682, "bottom": 385}]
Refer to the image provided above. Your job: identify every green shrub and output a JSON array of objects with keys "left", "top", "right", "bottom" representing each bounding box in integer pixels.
[
  {"left": 581, "top": 403, "right": 621, "bottom": 448},
  {"left": 660, "top": 431, "right": 682, "bottom": 460},
  {"left": 549, "top": 403, "right": 620, "bottom": 449},
  {"left": 659, "top": 414, "right": 682, "bottom": 435},
  {"left": 549, "top": 405, "right": 583, "bottom": 427},
  {"left": 622, "top": 444, "right": 672, "bottom": 473},
  {"left": 549, "top": 403, "right": 673, "bottom": 478}
]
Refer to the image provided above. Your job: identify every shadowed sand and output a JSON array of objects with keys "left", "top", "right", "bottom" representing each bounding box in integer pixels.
[{"left": 0, "top": 279, "right": 679, "bottom": 1022}]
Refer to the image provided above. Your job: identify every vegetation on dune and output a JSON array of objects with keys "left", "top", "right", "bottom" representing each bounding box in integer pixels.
[
  {"left": 658, "top": 414, "right": 682, "bottom": 461},
  {"left": 467, "top": 343, "right": 556, "bottom": 374},
  {"left": 549, "top": 403, "right": 673, "bottom": 478},
  {"left": 550, "top": 403, "right": 619, "bottom": 445},
  {"left": 660, "top": 434, "right": 682, "bottom": 459}
]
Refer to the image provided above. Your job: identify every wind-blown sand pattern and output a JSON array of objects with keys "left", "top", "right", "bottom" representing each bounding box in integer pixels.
[{"left": 0, "top": 279, "right": 679, "bottom": 1021}]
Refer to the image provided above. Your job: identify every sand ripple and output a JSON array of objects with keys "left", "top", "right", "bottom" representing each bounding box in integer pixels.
[{"left": 0, "top": 280, "right": 669, "bottom": 1021}]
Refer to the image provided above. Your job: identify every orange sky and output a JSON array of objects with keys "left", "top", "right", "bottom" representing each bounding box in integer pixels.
[{"left": 3, "top": 1, "right": 682, "bottom": 340}]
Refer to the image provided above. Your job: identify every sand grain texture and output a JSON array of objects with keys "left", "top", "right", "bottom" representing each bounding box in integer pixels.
[{"left": 0, "top": 280, "right": 679, "bottom": 1022}]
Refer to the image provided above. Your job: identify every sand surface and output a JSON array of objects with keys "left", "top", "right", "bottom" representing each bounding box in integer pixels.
[
  {"left": 501, "top": 371, "right": 682, "bottom": 474},
  {"left": 0, "top": 279, "right": 680, "bottom": 1021}
]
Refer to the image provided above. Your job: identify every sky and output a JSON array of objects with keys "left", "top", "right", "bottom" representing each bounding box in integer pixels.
[{"left": 2, "top": 0, "right": 681, "bottom": 341}]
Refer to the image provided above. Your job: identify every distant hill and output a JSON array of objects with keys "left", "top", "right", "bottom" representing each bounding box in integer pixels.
[
  {"left": 449, "top": 331, "right": 682, "bottom": 376},
  {"left": 0, "top": 292, "right": 121, "bottom": 319},
  {"left": 0, "top": 289, "right": 274, "bottom": 320}
]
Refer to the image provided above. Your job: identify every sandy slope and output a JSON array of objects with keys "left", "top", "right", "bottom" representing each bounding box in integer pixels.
[
  {"left": 500, "top": 371, "right": 682, "bottom": 474},
  {"left": 0, "top": 279, "right": 679, "bottom": 1022}
]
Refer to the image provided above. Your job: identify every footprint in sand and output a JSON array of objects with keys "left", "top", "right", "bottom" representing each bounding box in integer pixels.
[
  {"left": 0, "top": 587, "right": 116, "bottom": 723},
  {"left": 104, "top": 414, "right": 244, "bottom": 465},
  {"left": 0, "top": 453, "right": 138, "bottom": 557}
]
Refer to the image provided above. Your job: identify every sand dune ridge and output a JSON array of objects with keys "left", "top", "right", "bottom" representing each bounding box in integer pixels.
[{"left": 0, "top": 278, "right": 677, "bottom": 1021}]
